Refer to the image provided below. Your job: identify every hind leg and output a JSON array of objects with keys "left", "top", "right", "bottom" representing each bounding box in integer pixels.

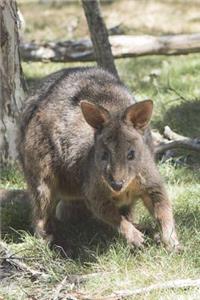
[{"left": 31, "top": 181, "right": 59, "bottom": 244}]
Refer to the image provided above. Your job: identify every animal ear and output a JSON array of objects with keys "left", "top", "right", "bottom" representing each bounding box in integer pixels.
[
  {"left": 123, "top": 100, "right": 153, "bottom": 130},
  {"left": 80, "top": 101, "right": 110, "bottom": 129}
]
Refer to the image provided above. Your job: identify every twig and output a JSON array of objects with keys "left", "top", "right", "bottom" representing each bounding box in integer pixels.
[
  {"left": 63, "top": 278, "right": 200, "bottom": 300},
  {"left": 167, "top": 85, "right": 188, "bottom": 102},
  {"left": 52, "top": 276, "right": 68, "bottom": 300},
  {"left": 52, "top": 272, "right": 112, "bottom": 300},
  {"left": 0, "top": 244, "right": 36, "bottom": 261},
  {"left": 51, "top": 272, "right": 113, "bottom": 300},
  {"left": 0, "top": 255, "right": 37, "bottom": 261},
  {"left": 68, "top": 272, "right": 112, "bottom": 285},
  {"left": 0, "top": 241, "right": 49, "bottom": 280},
  {"left": 98, "top": 278, "right": 200, "bottom": 299}
]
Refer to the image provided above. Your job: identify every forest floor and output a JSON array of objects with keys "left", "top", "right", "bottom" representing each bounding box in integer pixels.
[{"left": 1, "top": 0, "right": 200, "bottom": 299}]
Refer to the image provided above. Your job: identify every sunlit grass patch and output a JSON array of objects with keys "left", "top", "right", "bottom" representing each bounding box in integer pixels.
[{"left": 0, "top": 166, "right": 26, "bottom": 190}]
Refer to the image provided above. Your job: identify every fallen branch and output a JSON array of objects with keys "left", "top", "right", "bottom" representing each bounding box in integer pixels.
[
  {"left": 164, "top": 126, "right": 188, "bottom": 141},
  {"left": 155, "top": 139, "right": 200, "bottom": 154},
  {"left": 53, "top": 276, "right": 68, "bottom": 300},
  {"left": 68, "top": 272, "right": 112, "bottom": 285},
  {"left": 155, "top": 126, "right": 200, "bottom": 154},
  {"left": 20, "top": 33, "right": 200, "bottom": 62},
  {"left": 52, "top": 271, "right": 113, "bottom": 300}
]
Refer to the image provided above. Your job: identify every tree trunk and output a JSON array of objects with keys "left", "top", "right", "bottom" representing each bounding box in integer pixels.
[
  {"left": 0, "top": 0, "right": 25, "bottom": 166},
  {"left": 81, "top": 0, "right": 119, "bottom": 80}
]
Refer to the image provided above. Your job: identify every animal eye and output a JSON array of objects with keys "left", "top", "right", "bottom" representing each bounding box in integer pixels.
[
  {"left": 102, "top": 151, "right": 109, "bottom": 161},
  {"left": 127, "top": 150, "right": 135, "bottom": 160}
]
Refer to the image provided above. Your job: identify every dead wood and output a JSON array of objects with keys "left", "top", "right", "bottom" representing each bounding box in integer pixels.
[
  {"left": 164, "top": 126, "right": 188, "bottom": 141},
  {"left": 20, "top": 33, "right": 200, "bottom": 62},
  {"left": 155, "top": 126, "right": 200, "bottom": 154}
]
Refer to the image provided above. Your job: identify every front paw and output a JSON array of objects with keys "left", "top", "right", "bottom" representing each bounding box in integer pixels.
[
  {"left": 165, "top": 238, "right": 182, "bottom": 253},
  {"left": 162, "top": 231, "right": 182, "bottom": 253},
  {"left": 120, "top": 217, "right": 145, "bottom": 248},
  {"left": 129, "top": 227, "right": 145, "bottom": 248}
]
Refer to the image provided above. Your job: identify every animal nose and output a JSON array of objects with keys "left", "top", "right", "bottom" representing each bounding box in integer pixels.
[{"left": 111, "top": 180, "right": 123, "bottom": 192}]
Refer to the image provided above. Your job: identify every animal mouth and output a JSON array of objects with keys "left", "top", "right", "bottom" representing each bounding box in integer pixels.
[
  {"left": 102, "top": 175, "right": 138, "bottom": 196},
  {"left": 102, "top": 176, "right": 125, "bottom": 194}
]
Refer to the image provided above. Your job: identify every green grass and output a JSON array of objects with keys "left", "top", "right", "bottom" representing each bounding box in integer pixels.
[
  {"left": 0, "top": 166, "right": 26, "bottom": 190},
  {"left": 118, "top": 54, "right": 200, "bottom": 137}
]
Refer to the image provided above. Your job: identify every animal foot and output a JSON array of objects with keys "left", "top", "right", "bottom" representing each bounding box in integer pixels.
[
  {"left": 162, "top": 230, "right": 182, "bottom": 253},
  {"left": 165, "top": 238, "right": 182, "bottom": 253},
  {"left": 120, "top": 218, "right": 145, "bottom": 248}
]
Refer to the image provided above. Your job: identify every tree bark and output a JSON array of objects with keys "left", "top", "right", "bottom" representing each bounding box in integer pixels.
[
  {"left": 20, "top": 33, "right": 200, "bottom": 63},
  {"left": 81, "top": 0, "right": 119, "bottom": 80},
  {"left": 0, "top": 0, "right": 25, "bottom": 165}
]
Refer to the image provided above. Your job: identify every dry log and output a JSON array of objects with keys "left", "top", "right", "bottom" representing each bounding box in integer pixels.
[{"left": 20, "top": 33, "right": 200, "bottom": 62}]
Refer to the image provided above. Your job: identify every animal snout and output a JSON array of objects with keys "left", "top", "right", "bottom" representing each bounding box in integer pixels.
[{"left": 110, "top": 180, "right": 124, "bottom": 192}]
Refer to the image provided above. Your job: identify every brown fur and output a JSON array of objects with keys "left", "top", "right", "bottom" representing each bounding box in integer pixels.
[{"left": 18, "top": 67, "right": 180, "bottom": 251}]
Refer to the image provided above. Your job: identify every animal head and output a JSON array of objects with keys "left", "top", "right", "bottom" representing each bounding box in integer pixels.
[{"left": 80, "top": 99, "right": 153, "bottom": 193}]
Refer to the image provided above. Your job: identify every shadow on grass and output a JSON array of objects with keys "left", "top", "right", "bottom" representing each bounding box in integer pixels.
[
  {"left": 1, "top": 196, "right": 117, "bottom": 262},
  {"left": 52, "top": 201, "right": 149, "bottom": 262},
  {"left": 2, "top": 162, "right": 200, "bottom": 262},
  {"left": 3, "top": 193, "right": 200, "bottom": 263},
  {"left": 153, "top": 99, "right": 200, "bottom": 137}
]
